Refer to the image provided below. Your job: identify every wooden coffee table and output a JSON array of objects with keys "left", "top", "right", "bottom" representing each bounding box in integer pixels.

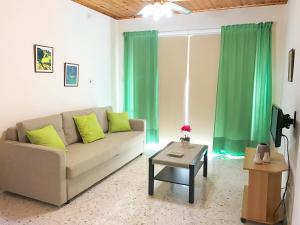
[{"left": 148, "top": 142, "right": 208, "bottom": 203}]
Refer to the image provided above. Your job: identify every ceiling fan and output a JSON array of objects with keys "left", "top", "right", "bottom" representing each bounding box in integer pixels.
[{"left": 138, "top": 0, "right": 192, "bottom": 21}]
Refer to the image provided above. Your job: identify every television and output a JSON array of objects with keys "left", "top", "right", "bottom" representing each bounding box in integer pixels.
[
  {"left": 271, "top": 105, "right": 284, "bottom": 147},
  {"left": 270, "top": 105, "right": 296, "bottom": 147}
]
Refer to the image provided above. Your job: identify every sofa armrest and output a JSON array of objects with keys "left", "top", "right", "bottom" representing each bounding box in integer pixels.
[
  {"left": 129, "top": 119, "right": 146, "bottom": 132},
  {"left": 0, "top": 141, "right": 67, "bottom": 206}
]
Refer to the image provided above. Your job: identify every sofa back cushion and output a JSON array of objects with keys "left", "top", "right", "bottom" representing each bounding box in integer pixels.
[
  {"left": 93, "top": 106, "right": 112, "bottom": 133},
  {"left": 62, "top": 107, "right": 112, "bottom": 145},
  {"left": 16, "top": 114, "right": 67, "bottom": 145},
  {"left": 5, "top": 127, "right": 18, "bottom": 141}
]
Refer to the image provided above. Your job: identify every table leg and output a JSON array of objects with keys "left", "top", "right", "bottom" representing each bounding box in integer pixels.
[
  {"left": 148, "top": 158, "right": 154, "bottom": 195},
  {"left": 189, "top": 165, "right": 195, "bottom": 203},
  {"left": 203, "top": 151, "right": 208, "bottom": 177}
]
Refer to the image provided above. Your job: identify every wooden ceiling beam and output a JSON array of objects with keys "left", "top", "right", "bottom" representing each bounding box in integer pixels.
[{"left": 72, "top": 0, "right": 288, "bottom": 20}]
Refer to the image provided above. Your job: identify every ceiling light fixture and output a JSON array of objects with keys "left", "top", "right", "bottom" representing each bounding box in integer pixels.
[
  {"left": 140, "top": 2, "right": 173, "bottom": 21},
  {"left": 138, "top": 1, "right": 191, "bottom": 21}
]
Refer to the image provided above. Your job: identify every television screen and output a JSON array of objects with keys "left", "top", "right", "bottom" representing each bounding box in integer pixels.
[{"left": 270, "top": 105, "right": 283, "bottom": 147}]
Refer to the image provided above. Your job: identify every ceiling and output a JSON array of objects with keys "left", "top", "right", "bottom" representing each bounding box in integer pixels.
[{"left": 72, "top": 0, "right": 288, "bottom": 20}]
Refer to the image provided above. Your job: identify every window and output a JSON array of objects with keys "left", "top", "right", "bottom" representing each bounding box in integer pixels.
[{"left": 158, "top": 34, "right": 220, "bottom": 148}]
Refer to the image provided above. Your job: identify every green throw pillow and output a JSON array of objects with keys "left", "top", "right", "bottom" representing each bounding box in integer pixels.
[
  {"left": 73, "top": 113, "right": 105, "bottom": 144},
  {"left": 107, "top": 112, "right": 131, "bottom": 133},
  {"left": 26, "top": 125, "right": 66, "bottom": 150}
]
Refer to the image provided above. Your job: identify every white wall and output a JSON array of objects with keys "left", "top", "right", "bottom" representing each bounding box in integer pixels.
[
  {"left": 0, "top": 0, "right": 117, "bottom": 134},
  {"left": 280, "top": 0, "right": 300, "bottom": 224}
]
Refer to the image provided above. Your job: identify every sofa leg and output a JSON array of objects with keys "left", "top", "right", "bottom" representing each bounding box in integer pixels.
[{"left": 65, "top": 200, "right": 71, "bottom": 205}]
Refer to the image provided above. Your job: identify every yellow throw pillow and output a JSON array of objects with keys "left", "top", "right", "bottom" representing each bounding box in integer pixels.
[
  {"left": 107, "top": 112, "right": 131, "bottom": 133},
  {"left": 26, "top": 125, "right": 66, "bottom": 150},
  {"left": 73, "top": 113, "right": 105, "bottom": 144}
]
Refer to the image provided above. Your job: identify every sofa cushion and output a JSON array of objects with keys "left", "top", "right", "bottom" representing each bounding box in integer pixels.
[
  {"left": 73, "top": 113, "right": 105, "bottom": 144},
  {"left": 107, "top": 112, "right": 131, "bottom": 133},
  {"left": 62, "top": 108, "right": 94, "bottom": 145},
  {"left": 66, "top": 131, "right": 144, "bottom": 178},
  {"left": 93, "top": 106, "right": 112, "bottom": 133},
  {"left": 26, "top": 125, "right": 67, "bottom": 150},
  {"left": 16, "top": 114, "right": 67, "bottom": 145},
  {"left": 62, "top": 107, "right": 112, "bottom": 145}
]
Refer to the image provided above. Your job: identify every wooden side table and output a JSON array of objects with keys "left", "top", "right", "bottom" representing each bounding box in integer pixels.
[{"left": 241, "top": 148, "right": 288, "bottom": 224}]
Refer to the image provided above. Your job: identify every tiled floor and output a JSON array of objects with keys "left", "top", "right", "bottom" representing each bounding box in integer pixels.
[{"left": 0, "top": 151, "right": 255, "bottom": 225}]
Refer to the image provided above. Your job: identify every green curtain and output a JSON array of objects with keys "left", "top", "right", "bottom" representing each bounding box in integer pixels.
[
  {"left": 124, "top": 30, "right": 159, "bottom": 144},
  {"left": 251, "top": 23, "right": 273, "bottom": 145},
  {"left": 213, "top": 22, "right": 272, "bottom": 156}
]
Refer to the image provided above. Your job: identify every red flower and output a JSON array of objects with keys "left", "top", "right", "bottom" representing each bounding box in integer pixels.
[{"left": 181, "top": 125, "right": 191, "bottom": 132}]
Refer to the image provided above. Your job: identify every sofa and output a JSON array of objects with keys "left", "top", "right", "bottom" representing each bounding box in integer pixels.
[{"left": 0, "top": 106, "right": 145, "bottom": 206}]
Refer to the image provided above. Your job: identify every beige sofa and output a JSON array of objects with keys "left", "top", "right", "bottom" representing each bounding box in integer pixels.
[{"left": 0, "top": 106, "right": 145, "bottom": 206}]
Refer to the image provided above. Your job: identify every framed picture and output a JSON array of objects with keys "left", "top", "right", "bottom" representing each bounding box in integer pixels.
[
  {"left": 288, "top": 48, "right": 295, "bottom": 82},
  {"left": 34, "top": 44, "right": 53, "bottom": 73},
  {"left": 64, "top": 63, "right": 79, "bottom": 87}
]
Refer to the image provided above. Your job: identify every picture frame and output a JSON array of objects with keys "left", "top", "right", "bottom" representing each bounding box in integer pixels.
[
  {"left": 34, "top": 44, "right": 53, "bottom": 73},
  {"left": 64, "top": 63, "right": 79, "bottom": 87},
  {"left": 288, "top": 48, "right": 295, "bottom": 82}
]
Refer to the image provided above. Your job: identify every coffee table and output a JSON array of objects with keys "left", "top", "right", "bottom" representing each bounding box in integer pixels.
[{"left": 148, "top": 142, "right": 208, "bottom": 203}]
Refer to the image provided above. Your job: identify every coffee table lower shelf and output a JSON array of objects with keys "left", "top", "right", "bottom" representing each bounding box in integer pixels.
[{"left": 154, "top": 166, "right": 191, "bottom": 186}]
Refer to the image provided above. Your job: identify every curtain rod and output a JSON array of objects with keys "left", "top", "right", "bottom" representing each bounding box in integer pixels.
[{"left": 159, "top": 28, "right": 221, "bottom": 37}]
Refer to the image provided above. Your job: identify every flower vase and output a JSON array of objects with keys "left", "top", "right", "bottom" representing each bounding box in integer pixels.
[{"left": 181, "top": 140, "right": 190, "bottom": 148}]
